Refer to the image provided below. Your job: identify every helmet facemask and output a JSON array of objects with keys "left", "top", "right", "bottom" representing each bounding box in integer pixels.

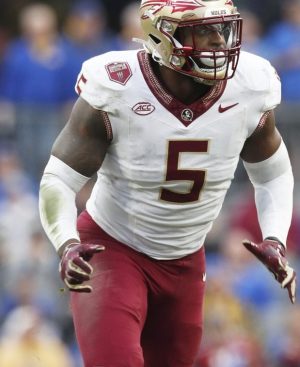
[
  {"left": 161, "top": 16, "right": 242, "bottom": 84},
  {"left": 139, "top": 1, "right": 243, "bottom": 85}
]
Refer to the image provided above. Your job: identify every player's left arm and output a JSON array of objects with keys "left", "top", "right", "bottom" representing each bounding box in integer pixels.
[{"left": 240, "top": 110, "right": 296, "bottom": 304}]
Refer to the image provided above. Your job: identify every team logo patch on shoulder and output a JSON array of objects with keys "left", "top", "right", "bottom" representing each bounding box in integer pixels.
[
  {"left": 105, "top": 62, "right": 132, "bottom": 85},
  {"left": 132, "top": 102, "right": 155, "bottom": 115}
]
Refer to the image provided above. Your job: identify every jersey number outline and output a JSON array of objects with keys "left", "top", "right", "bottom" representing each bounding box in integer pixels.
[
  {"left": 76, "top": 74, "right": 87, "bottom": 95},
  {"left": 160, "top": 140, "right": 209, "bottom": 203}
]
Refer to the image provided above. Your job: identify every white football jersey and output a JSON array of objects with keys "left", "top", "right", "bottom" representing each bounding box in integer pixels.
[{"left": 75, "top": 50, "right": 281, "bottom": 260}]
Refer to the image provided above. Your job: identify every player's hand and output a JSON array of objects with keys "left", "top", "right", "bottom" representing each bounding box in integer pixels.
[
  {"left": 59, "top": 243, "right": 105, "bottom": 293},
  {"left": 243, "top": 239, "right": 296, "bottom": 304}
]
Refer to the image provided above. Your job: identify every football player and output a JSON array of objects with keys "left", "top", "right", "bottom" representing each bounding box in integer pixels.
[{"left": 39, "top": 1, "right": 296, "bottom": 366}]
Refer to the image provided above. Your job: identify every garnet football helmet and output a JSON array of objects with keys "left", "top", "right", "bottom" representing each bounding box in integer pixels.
[{"left": 139, "top": 0, "right": 242, "bottom": 84}]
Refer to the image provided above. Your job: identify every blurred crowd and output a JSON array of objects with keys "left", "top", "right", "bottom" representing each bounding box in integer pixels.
[{"left": 0, "top": 0, "right": 299, "bottom": 366}]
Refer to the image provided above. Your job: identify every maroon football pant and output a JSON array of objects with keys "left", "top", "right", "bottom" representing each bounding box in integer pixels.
[{"left": 71, "top": 210, "right": 206, "bottom": 367}]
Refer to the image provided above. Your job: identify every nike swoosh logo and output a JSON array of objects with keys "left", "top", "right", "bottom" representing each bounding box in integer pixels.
[{"left": 218, "top": 102, "right": 239, "bottom": 113}]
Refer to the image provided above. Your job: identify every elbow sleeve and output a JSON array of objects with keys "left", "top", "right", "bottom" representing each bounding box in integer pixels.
[
  {"left": 243, "top": 141, "right": 294, "bottom": 245},
  {"left": 39, "top": 155, "right": 89, "bottom": 252}
]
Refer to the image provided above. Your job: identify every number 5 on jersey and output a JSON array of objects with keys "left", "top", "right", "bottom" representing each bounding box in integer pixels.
[{"left": 160, "top": 140, "right": 209, "bottom": 204}]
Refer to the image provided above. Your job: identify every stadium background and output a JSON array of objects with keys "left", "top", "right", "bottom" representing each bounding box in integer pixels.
[{"left": 0, "top": 0, "right": 299, "bottom": 366}]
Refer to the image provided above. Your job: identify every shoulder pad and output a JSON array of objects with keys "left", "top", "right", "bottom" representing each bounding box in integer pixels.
[
  {"left": 74, "top": 50, "right": 138, "bottom": 111},
  {"left": 236, "top": 51, "right": 281, "bottom": 111}
]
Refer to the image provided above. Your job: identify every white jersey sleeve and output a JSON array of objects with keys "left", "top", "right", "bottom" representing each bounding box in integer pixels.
[
  {"left": 74, "top": 52, "right": 125, "bottom": 115},
  {"left": 262, "top": 62, "right": 281, "bottom": 112},
  {"left": 233, "top": 52, "right": 281, "bottom": 137}
]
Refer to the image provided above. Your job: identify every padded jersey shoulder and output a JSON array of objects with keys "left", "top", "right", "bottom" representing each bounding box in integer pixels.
[
  {"left": 79, "top": 50, "right": 140, "bottom": 90},
  {"left": 234, "top": 51, "right": 281, "bottom": 111},
  {"left": 75, "top": 50, "right": 141, "bottom": 112}
]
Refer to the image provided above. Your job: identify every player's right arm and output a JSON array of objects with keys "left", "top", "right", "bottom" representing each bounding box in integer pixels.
[{"left": 39, "top": 97, "right": 110, "bottom": 292}]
